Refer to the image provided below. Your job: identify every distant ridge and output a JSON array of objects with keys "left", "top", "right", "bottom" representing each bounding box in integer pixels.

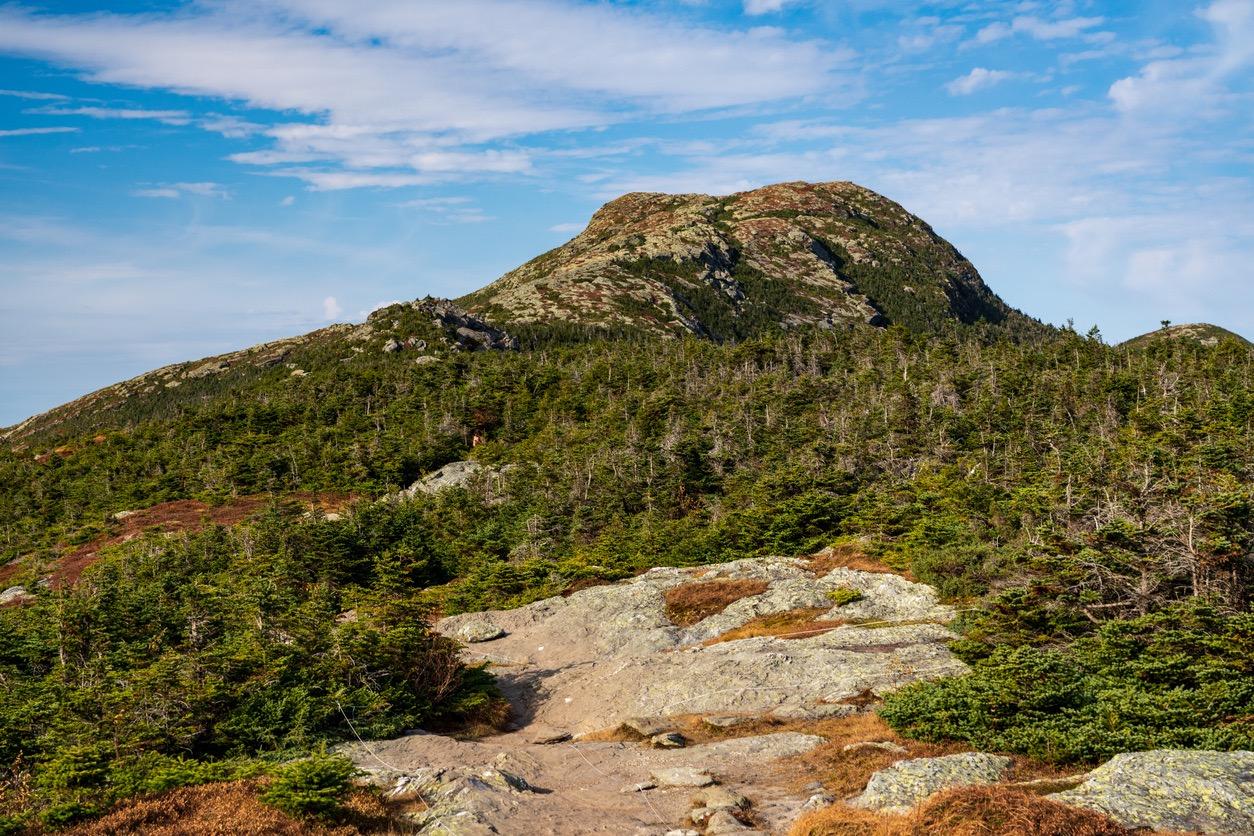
[{"left": 1120, "top": 322, "right": 1251, "bottom": 349}]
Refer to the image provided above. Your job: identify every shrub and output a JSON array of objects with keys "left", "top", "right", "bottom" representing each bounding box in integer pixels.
[
  {"left": 879, "top": 601, "right": 1254, "bottom": 763},
  {"left": 827, "top": 587, "right": 864, "bottom": 606},
  {"left": 259, "top": 751, "right": 356, "bottom": 819}
]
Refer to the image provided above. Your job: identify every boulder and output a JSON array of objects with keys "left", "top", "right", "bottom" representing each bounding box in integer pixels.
[
  {"left": 651, "top": 732, "right": 687, "bottom": 749},
  {"left": 0, "top": 585, "right": 30, "bottom": 606},
  {"left": 851, "top": 752, "right": 1013, "bottom": 812},
  {"left": 652, "top": 767, "right": 716, "bottom": 788},
  {"left": 1050, "top": 750, "right": 1254, "bottom": 835},
  {"left": 455, "top": 619, "right": 506, "bottom": 643},
  {"left": 405, "top": 460, "right": 485, "bottom": 496}
]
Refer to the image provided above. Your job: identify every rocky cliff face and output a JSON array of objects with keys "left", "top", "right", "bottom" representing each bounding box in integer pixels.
[{"left": 461, "top": 181, "right": 1030, "bottom": 339}]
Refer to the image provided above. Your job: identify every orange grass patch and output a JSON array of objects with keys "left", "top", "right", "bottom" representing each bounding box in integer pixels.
[
  {"left": 807, "top": 544, "right": 912, "bottom": 581},
  {"left": 789, "top": 786, "right": 1134, "bottom": 836},
  {"left": 663, "top": 578, "right": 769, "bottom": 626},
  {"left": 64, "top": 780, "right": 406, "bottom": 836},
  {"left": 702, "top": 607, "right": 847, "bottom": 645}
]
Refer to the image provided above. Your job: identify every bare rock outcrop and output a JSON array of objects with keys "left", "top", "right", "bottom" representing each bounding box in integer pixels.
[{"left": 437, "top": 557, "right": 964, "bottom": 733}]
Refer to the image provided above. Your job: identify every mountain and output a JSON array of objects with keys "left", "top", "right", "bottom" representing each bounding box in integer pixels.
[
  {"left": 1120, "top": 322, "right": 1251, "bottom": 349},
  {"left": 4, "top": 181, "right": 1037, "bottom": 444},
  {"left": 460, "top": 181, "right": 1037, "bottom": 339}
]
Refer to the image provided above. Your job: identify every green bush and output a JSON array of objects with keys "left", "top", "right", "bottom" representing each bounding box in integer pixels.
[
  {"left": 259, "top": 752, "right": 357, "bottom": 819},
  {"left": 879, "top": 601, "right": 1254, "bottom": 763},
  {"left": 827, "top": 587, "right": 864, "bottom": 606}
]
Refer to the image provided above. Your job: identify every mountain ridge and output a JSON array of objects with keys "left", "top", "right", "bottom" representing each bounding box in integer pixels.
[{"left": 459, "top": 180, "right": 1035, "bottom": 339}]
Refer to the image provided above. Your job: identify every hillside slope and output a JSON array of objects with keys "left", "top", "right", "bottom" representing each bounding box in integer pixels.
[
  {"left": 460, "top": 181, "right": 1036, "bottom": 339},
  {"left": 1120, "top": 322, "right": 1250, "bottom": 349}
]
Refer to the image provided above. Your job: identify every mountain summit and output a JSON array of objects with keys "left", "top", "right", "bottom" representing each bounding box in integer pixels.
[{"left": 461, "top": 181, "right": 1030, "bottom": 339}]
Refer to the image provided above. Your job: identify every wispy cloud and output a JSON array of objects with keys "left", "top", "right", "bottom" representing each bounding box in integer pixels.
[
  {"left": 0, "top": 87, "right": 68, "bottom": 100},
  {"left": 0, "top": 1, "right": 849, "bottom": 189},
  {"left": 30, "top": 105, "right": 192, "bottom": 124},
  {"left": 945, "top": 68, "right": 1016, "bottom": 95},
  {"left": 976, "top": 15, "right": 1107, "bottom": 44},
  {"left": 0, "top": 126, "right": 79, "bottom": 136},
  {"left": 132, "top": 182, "right": 230, "bottom": 199}
]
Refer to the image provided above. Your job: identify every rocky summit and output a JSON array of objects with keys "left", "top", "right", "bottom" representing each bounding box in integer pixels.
[{"left": 461, "top": 181, "right": 1033, "bottom": 339}]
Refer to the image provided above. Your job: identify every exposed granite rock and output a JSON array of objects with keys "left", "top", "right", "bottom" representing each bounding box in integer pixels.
[
  {"left": 851, "top": 753, "right": 1014, "bottom": 812},
  {"left": 1050, "top": 750, "right": 1254, "bottom": 834},
  {"left": 0, "top": 585, "right": 31, "bottom": 606},
  {"left": 404, "top": 461, "right": 485, "bottom": 496},
  {"left": 455, "top": 619, "right": 506, "bottom": 643},
  {"left": 436, "top": 557, "right": 965, "bottom": 733},
  {"left": 652, "top": 767, "right": 716, "bottom": 788}
]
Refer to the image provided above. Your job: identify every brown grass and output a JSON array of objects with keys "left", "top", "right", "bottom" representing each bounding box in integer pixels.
[
  {"left": 64, "top": 780, "right": 412, "bottom": 836},
  {"left": 702, "top": 607, "right": 848, "bottom": 645},
  {"left": 807, "top": 544, "right": 912, "bottom": 581},
  {"left": 790, "top": 786, "right": 1134, "bottom": 836},
  {"left": 663, "top": 578, "right": 769, "bottom": 626}
]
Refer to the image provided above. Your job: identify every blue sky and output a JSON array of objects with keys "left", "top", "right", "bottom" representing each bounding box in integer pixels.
[{"left": 1, "top": 0, "right": 1252, "bottom": 425}]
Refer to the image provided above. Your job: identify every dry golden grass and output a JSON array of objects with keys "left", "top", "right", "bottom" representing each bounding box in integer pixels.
[
  {"left": 790, "top": 786, "right": 1134, "bottom": 836},
  {"left": 702, "top": 607, "right": 848, "bottom": 645},
  {"left": 64, "top": 780, "right": 414, "bottom": 836},
  {"left": 807, "top": 544, "right": 911, "bottom": 580},
  {"left": 663, "top": 578, "right": 769, "bottom": 626}
]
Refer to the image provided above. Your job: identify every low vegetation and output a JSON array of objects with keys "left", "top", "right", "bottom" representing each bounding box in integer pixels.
[
  {"left": 790, "top": 786, "right": 1132, "bottom": 836},
  {"left": 663, "top": 578, "right": 770, "bottom": 626}
]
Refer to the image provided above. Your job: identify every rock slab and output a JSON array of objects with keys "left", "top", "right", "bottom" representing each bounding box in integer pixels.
[
  {"left": 851, "top": 752, "right": 1013, "bottom": 812},
  {"left": 1051, "top": 750, "right": 1254, "bottom": 835}
]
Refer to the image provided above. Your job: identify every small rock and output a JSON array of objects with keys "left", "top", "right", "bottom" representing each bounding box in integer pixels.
[
  {"left": 801, "top": 793, "right": 834, "bottom": 811},
  {"left": 770, "top": 703, "right": 857, "bottom": 721},
  {"left": 651, "top": 732, "right": 687, "bottom": 749},
  {"left": 651, "top": 767, "right": 716, "bottom": 788},
  {"left": 383, "top": 338, "right": 402, "bottom": 352},
  {"left": 622, "top": 717, "right": 671, "bottom": 738},
  {"left": 621, "top": 781, "right": 656, "bottom": 794},
  {"left": 0, "top": 586, "right": 31, "bottom": 606},
  {"left": 456, "top": 620, "right": 506, "bottom": 643},
  {"left": 690, "top": 787, "right": 749, "bottom": 811},
  {"left": 528, "top": 729, "right": 572, "bottom": 745},
  {"left": 1050, "top": 750, "right": 1254, "bottom": 835},
  {"left": 112, "top": 509, "right": 137, "bottom": 520},
  {"left": 664, "top": 830, "right": 700, "bottom": 836},
  {"left": 703, "top": 810, "right": 751, "bottom": 834},
  {"left": 842, "top": 740, "right": 908, "bottom": 755},
  {"left": 852, "top": 752, "right": 1014, "bottom": 812}
]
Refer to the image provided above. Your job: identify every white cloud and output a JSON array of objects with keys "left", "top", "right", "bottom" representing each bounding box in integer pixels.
[
  {"left": 548, "top": 222, "right": 585, "bottom": 233},
  {"left": 397, "top": 195, "right": 492, "bottom": 223},
  {"left": 743, "top": 0, "right": 800, "bottom": 14},
  {"left": 0, "top": 87, "right": 68, "bottom": 100},
  {"left": 132, "top": 182, "right": 230, "bottom": 199},
  {"left": 280, "top": 195, "right": 295, "bottom": 206},
  {"left": 0, "top": 126, "right": 79, "bottom": 136},
  {"left": 976, "top": 15, "right": 1105, "bottom": 44},
  {"left": 0, "top": 1, "right": 849, "bottom": 189},
  {"left": 945, "top": 68, "right": 1014, "bottom": 95},
  {"left": 322, "top": 295, "right": 343, "bottom": 320},
  {"left": 31, "top": 105, "right": 192, "bottom": 125},
  {"left": 1108, "top": 0, "right": 1254, "bottom": 116}
]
